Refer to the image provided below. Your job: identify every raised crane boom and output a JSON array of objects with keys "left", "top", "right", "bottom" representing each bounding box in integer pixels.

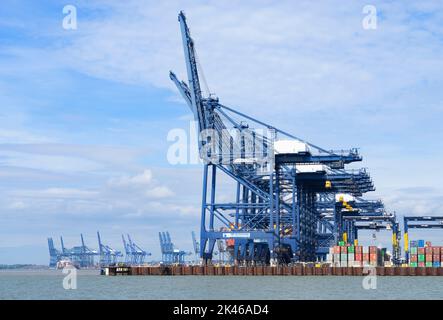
[
  {"left": 178, "top": 11, "right": 206, "bottom": 131},
  {"left": 170, "top": 11, "right": 391, "bottom": 265}
]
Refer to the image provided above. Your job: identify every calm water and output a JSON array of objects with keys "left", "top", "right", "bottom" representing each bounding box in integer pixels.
[{"left": 0, "top": 269, "right": 442, "bottom": 300}]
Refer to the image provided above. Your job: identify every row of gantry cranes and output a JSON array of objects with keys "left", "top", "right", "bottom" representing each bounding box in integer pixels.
[
  {"left": 47, "top": 231, "right": 193, "bottom": 268},
  {"left": 49, "top": 11, "right": 442, "bottom": 268},
  {"left": 166, "top": 11, "right": 443, "bottom": 266}
]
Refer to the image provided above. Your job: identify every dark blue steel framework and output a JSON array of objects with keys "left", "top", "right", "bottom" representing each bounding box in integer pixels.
[
  {"left": 170, "top": 11, "right": 401, "bottom": 264},
  {"left": 159, "top": 231, "right": 189, "bottom": 264},
  {"left": 404, "top": 216, "right": 443, "bottom": 262}
]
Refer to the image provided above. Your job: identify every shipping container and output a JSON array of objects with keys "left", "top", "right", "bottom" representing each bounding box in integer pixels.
[
  {"left": 433, "top": 247, "right": 440, "bottom": 255},
  {"left": 348, "top": 246, "right": 355, "bottom": 253},
  {"left": 410, "top": 255, "right": 417, "bottom": 262},
  {"left": 355, "top": 254, "right": 362, "bottom": 261},
  {"left": 340, "top": 246, "right": 347, "bottom": 254},
  {"left": 418, "top": 254, "right": 425, "bottom": 262},
  {"left": 418, "top": 240, "right": 425, "bottom": 247},
  {"left": 418, "top": 262, "right": 425, "bottom": 267},
  {"left": 410, "top": 247, "right": 417, "bottom": 254},
  {"left": 425, "top": 262, "right": 433, "bottom": 267},
  {"left": 409, "top": 262, "right": 418, "bottom": 267},
  {"left": 369, "top": 253, "right": 377, "bottom": 262},
  {"left": 425, "top": 254, "right": 433, "bottom": 262},
  {"left": 418, "top": 248, "right": 425, "bottom": 255},
  {"left": 433, "top": 262, "right": 441, "bottom": 267}
]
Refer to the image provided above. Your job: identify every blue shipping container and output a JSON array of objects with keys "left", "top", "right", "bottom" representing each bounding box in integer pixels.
[
  {"left": 418, "top": 240, "right": 425, "bottom": 247},
  {"left": 433, "top": 262, "right": 441, "bottom": 267}
]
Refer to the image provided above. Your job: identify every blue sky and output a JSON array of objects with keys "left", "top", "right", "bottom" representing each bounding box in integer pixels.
[{"left": 0, "top": 0, "right": 442, "bottom": 264}]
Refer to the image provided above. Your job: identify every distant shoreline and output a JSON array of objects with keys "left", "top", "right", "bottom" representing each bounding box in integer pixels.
[{"left": 0, "top": 264, "right": 49, "bottom": 270}]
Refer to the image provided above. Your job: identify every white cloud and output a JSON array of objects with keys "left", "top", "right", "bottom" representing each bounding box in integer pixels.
[
  {"left": 108, "top": 169, "right": 153, "bottom": 187},
  {"left": 54, "top": 0, "right": 443, "bottom": 121},
  {"left": 146, "top": 186, "right": 174, "bottom": 199}
]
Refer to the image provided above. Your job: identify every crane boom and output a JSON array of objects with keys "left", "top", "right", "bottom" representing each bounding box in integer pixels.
[{"left": 178, "top": 11, "right": 206, "bottom": 131}]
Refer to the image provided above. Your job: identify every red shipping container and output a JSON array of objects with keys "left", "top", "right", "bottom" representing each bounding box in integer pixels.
[
  {"left": 418, "top": 262, "right": 425, "bottom": 267},
  {"left": 432, "top": 247, "right": 440, "bottom": 255},
  {"left": 333, "top": 246, "right": 340, "bottom": 254},
  {"left": 369, "top": 253, "right": 377, "bottom": 261},
  {"left": 355, "top": 254, "right": 362, "bottom": 261},
  {"left": 418, "top": 248, "right": 425, "bottom": 255},
  {"left": 425, "top": 247, "right": 433, "bottom": 255},
  {"left": 410, "top": 255, "right": 418, "bottom": 262},
  {"left": 433, "top": 255, "right": 440, "bottom": 262},
  {"left": 369, "top": 246, "right": 377, "bottom": 253},
  {"left": 363, "top": 253, "right": 369, "bottom": 261},
  {"left": 426, "top": 241, "right": 432, "bottom": 247},
  {"left": 341, "top": 246, "right": 347, "bottom": 254},
  {"left": 426, "top": 255, "right": 433, "bottom": 262},
  {"left": 355, "top": 246, "right": 362, "bottom": 253}
]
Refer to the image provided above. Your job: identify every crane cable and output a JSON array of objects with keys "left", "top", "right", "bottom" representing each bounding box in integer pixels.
[{"left": 194, "top": 46, "right": 211, "bottom": 98}]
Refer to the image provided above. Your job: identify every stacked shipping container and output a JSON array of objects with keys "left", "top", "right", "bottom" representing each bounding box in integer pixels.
[
  {"left": 409, "top": 240, "right": 441, "bottom": 267},
  {"left": 327, "top": 244, "right": 389, "bottom": 267}
]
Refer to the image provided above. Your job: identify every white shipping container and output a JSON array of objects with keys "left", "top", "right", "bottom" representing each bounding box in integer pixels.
[
  {"left": 274, "top": 140, "right": 310, "bottom": 154},
  {"left": 335, "top": 193, "right": 355, "bottom": 202},
  {"left": 363, "top": 247, "right": 369, "bottom": 253},
  {"left": 296, "top": 164, "right": 327, "bottom": 173}
]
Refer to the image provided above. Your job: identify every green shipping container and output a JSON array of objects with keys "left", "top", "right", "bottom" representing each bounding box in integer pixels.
[
  {"left": 338, "top": 241, "right": 345, "bottom": 246},
  {"left": 348, "top": 246, "right": 355, "bottom": 253},
  {"left": 410, "top": 247, "right": 418, "bottom": 254},
  {"left": 425, "top": 262, "right": 433, "bottom": 267},
  {"left": 409, "top": 262, "right": 417, "bottom": 267},
  {"left": 418, "top": 254, "right": 425, "bottom": 262}
]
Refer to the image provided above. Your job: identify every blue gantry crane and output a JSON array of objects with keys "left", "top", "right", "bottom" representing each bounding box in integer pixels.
[
  {"left": 403, "top": 216, "right": 443, "bottom": 262},
  {"left": 47, "top": 237, "right": 63, "bottom": 268},
  {"left": 48, "top": 235, "right": 98, "bottom": 268},
  {"left": 159, "top": 231, "right": 189, "bottom": 264},
  {"left": 191, "top": 231, "right": 200, "bottom": 262},
  {"left": 170, "top": 11, "right": 397, "bottom": 265},
  {"left": 97, "top": 231, "right": 123, "bottom": 266},
  {"left": 121, "top": 234, "right": 150, "bottom": 265}
]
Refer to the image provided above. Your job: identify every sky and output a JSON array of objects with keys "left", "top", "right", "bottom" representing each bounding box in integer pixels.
[{"left": 0, "top": 0, "right": 442, "bottom": 264}]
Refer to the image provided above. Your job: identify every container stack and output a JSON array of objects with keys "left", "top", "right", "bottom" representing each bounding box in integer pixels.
[
  {"left": 327, "top": 243, "right": 388, "bottom": 267},
  {"left": 409, "top": 240, "right": 441, "bottom": 267}
]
